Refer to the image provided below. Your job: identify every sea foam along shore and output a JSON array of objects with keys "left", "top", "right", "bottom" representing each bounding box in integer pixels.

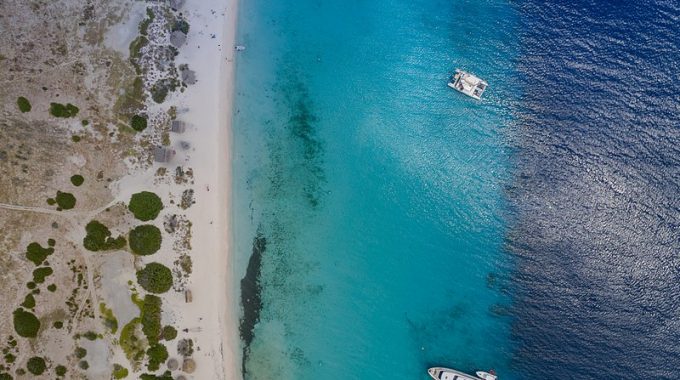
[{"left": 169, "top": 0, "right": 240, "bottom": 378}]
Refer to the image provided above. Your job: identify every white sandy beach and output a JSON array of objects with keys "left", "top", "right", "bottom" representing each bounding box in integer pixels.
[{"left": 172, "top": 0, "right": 241, "bottom": 378}]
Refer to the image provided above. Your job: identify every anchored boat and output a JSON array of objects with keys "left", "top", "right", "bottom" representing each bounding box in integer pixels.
[
  {"left": 448, "top": 69, "right": 488, "bottom": 100},
  {"left": 428, "top": 367, "right": 497, "bottom": 380}
]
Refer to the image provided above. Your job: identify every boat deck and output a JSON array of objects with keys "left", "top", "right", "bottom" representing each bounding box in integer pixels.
[
  {"left": 429, "top": 367, "right": 481, "bottom": 380},
  {"left": 448, "top": 69, "right": 488, "bottom": 100}
]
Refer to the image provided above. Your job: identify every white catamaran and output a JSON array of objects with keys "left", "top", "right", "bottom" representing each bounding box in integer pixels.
[
  {"left": 448, "top": 69, "right": 488, "bottom": 100},
  {"left": 428, "top": 367, "right": 497, "bottom": 380}
]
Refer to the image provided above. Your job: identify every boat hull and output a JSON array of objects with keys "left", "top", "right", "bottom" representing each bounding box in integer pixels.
[{"left": 428, "top": 367, "right": 481, "bottom": 380}]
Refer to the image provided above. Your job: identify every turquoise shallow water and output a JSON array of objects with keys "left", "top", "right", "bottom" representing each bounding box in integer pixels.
[{"left": 233, "top": 0, "right": 520, "bottom": 378}]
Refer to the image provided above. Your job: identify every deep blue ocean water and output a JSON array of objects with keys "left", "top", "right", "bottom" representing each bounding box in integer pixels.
[
  {"left": 507, "top": 1, "right": 680, "bottom": 378},
  {"left": 232, "top": 0, "right": 680, "bottom": 379}
]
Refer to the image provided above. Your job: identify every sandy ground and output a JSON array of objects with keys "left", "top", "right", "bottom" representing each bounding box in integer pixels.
[{"left": 0, "top": 0, "right": 241, "bottom": 377}]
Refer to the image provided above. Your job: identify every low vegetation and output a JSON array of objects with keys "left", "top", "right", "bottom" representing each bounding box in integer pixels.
[
  {"left": 21, "top": 294, "right": 35, "bottom": 309},
  {"left": 83, "top": 220, "right": 127, "bottom": 251},
  {"left": 150, "top": 81, "right": 170, "bottom": 104},
  {"left": 26, "top": 356, "right": 46, "bottom": 375},
  {"left": 136, "top": 263, "right": 173, "bottom": 294},
  {"left": 146, "top": 343, "right": 168, "bottom": 371},
  {"left": 140, "top": 372, "right": 173, "bottom": 380},
  {"left": 113, "top": 364, "right": 129, "bottom": 379},
  {"left": 75, "top": 347, "right": 87, "bottom": 359},
  {"left": 56, "top": 365, "right": 67, "bottom": 376},
  {"left": 70, "top": 174, "right": 85, "bottom": 186},
  {"left": 129, "top": 225, "right": 162, "bottom": 255},
  {"left": 55, "top": 191, "right": 76, "bottom": 210},
  {"left": 25, "top": 242, "right": 54, "bottom": 265},
  {"left": 49, "top": 102, "right": 79, "bottom": 118},
  {"left": 119, "top": 318, "right": 145, "bottom": 366},
  {"left": 129, "top": 191, "right": 163, "bottom": 221},
  {"left": 172, "top": 18, "right": 190, "bottom": 34},
  {"left": 13, "top": 308, "right": 40, "bottom": 338},
  {"left": 100, "top": 303, "right": 119, "bottom": 334},
  {"left": 139, "top": 8, "right": 155, "bottom": 36},
  {"left": 17, "top": 97, "right": 31, "bottom": 113},
  {"left": 131, "top": 114, "right": 148, "bottom": 132},
  {"left": 129, "top": 36, "right": 148, "bottom": 67},
  {"left": 162, "top": 325, "right": 177, "bottom": 341},
  {"left": 141, "top": 295, "right": 162, "bottom": 344},
  {"left": 33, "top": 267, "right": 53, "bottom": 283}
]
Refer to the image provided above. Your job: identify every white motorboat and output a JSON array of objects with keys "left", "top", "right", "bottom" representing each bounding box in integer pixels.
[
  {"left": 428, "top": 367, "right": 497, "bottom": 380},
  {"left": 448, "top": 69, "right": 488, "bottom": 100}
]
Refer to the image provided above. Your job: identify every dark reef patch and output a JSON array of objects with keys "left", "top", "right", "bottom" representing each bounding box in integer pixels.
[{"left": 239, "top": 232, "right": 266, "bottom": 376}]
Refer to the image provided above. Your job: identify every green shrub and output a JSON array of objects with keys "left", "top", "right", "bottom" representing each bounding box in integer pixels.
[
  {"left": 55, "top": 365, "right": 67, "bottom": 376},
  {"left": 17, "top": 97, "right": 31, "bottom": 113},
  {"left": 83, "top": 220, "right": 127, "bottom": 251},
  {"left": 72, "top": 135, "right": 81, "bottom": 142},
  {"left": 49, "top": 102, "right": 79, "bottom": 118},
  {"left": 150, "top": 83, "right": 169, "bottom": 104},
  {"left": 129, "top": 36, "right": 148, "bottom": 62},
  {"left": 81, "top": 119, "right": 89, "bottom": 126},
  {"left": 139, "top": 8, "right": 154, "bottom": 36},
  {"left": 26, "top": 357, "right": 46, "bottom": 375},
  {"left": 141, "top": 295, "right": 162, "bottom": 344},
  {"left": 33, "top": 267, "right": 53, "bottom": 283},
  {"left": 70, "top": 175, "right": 85, "bottom": 186},
  {"left": 79, "top": 360, "right": 89, "bottom": 370},
  {"left": 47, "top": 238, "right": 56, "bottom": 247},
  {"left": 47, "top": 284, "right": 57, "bottom": 292},
  {"left": 129, "top": 225, "right": 162, "bottom": 255},
  {"left": 46, "top": 198, "right": 56, "bottom": 205},
  {"left": 119, "top": 318, "right": 145, "bottom": 365},
  {"left": 21, "top": 294, "right": 35, "bottom": 309},
  {"left": 130, "top": 114, "right": 148, "bottom": 132},
  {"left": 100, "top": 303, "right": 118, "bottom": 334},
  {"left": 140, "top": 372, "right": 173, "bottom": 380},
  {"left": 113, "top": 364, "right": 128, "bottom": 379},
  {"left": 146, "top": 343, "right": 168, "bottom": 371},
  {"left": 161, "top": 325, "right": 177, "bottom": 341},
  {"left": 83, "top": 331, "right": 98, "bottom": 340},
  {"left": 128, "top": 191, "right": 163, "bottom": 221},
  {"left": 25, "top": 242, "right": 54, "bottom": 265},
  {"left": 75, "top": 347, "right": 87, "bottom": 359},
  {"left": 136, "top": 263, "right": 172, "bottom": 294},
  {"left": 53, "top": 321, "right": 63, "bottom": 329},
  {"left": 4, "top": 353, "right": 15, "bottom": 363},
  {"left": 0, "top": 372, "right": 13, "bottom": 380},
  {"left": 26, "top": 282, "right": 36, "bottom": 289},
  {"left": 55, "top": 191, "right": 76, "bottom": 210},
  {"left": 172, "top": 19, "right": 190, "bottom": 34},
  {"left": 12, "top": 309, "right": 40, "bottom": 337}
]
